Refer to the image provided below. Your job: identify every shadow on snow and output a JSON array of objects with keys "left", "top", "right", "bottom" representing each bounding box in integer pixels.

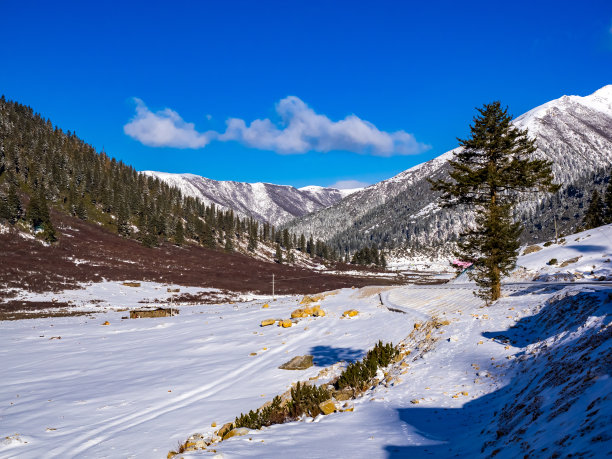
[{"left": 384, "top": 288, "right": 611, "bottom": 458}]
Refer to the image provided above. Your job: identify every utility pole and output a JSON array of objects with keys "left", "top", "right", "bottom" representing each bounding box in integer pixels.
[{"left": 272, "top": 274, "right": 275, "bottom": 301}]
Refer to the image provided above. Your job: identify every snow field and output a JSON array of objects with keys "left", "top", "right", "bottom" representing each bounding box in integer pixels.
[
  {"left": 0, "top": 286, "right": 414, "bottom": 458},
  {"left": 2, "top": 225, "right": 611, "bottom": 458}
]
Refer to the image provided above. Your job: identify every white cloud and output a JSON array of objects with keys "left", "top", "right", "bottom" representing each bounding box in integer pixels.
[
  {"left": 124, "top": 96, "right": 430, "bottom": 156},
  {"left": 329, "top": 179, "right": 370, "bottom": 190},
  {"left": 219, "top": 96, "right": 430, "bottom": 156},
  {"left": 124, "top": 98, "right": 213, "bottom": 148}
]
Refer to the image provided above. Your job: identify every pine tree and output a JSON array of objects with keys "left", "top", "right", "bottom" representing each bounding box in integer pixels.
[
  {"left": 26, "top": 186, "right": 57, "bottom": 242},
  {"left": 202, "top": 222, "right": 215, "bottom": 248},
  {"left": 583, "top": 190, "right": 605, "bottom": 229},
  {"left": 0, "top": 182, "right": 22, "bottom": 224},
  {"left": 117, "top": 202, "right": 131, "bottom": 237},
  {"left": 224, "top": 236, "right": 234, "bottom": 252},
  {"left": 604, "top": 177, "right": 612, "bottom": 224},
  {"left": 430, "top": 101, "right": 559, "bottom": 302},
  {"left": 174, "top": 220, "right": 184, "bottom": 246},
  {"left": 275, "top": 243, "right": 283, "bottom": 264}
]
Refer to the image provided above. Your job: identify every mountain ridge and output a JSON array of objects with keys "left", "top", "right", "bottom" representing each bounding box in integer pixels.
[
  {"left": 284, "top": 85, "right": 612, "bottom": 253},
  {"left": 142, "top": 171, "right": 361, "bottom": 226}
]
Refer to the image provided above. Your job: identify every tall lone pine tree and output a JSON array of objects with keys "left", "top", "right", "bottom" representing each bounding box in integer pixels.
[{"left": 431, "top": 102, "right": 559, "bottom": 302}]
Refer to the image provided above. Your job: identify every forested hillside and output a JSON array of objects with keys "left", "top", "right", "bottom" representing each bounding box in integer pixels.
[{"left": 0, "top": 96, "right": 338, "bottom": 262}]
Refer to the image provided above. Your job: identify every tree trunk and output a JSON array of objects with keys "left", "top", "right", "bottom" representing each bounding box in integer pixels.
[{"left": 491, "top": 265, "right": 501, "bottom": 302}]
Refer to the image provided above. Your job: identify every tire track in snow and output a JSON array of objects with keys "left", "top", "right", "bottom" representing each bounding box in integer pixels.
[{"left": 48, "top": 307, "right": 341, "bottom": 457}]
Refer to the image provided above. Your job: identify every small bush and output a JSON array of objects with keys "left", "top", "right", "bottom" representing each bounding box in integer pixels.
[
  {"left": 234, "top": 396, "right": 285, "bottom": 429},
  {"left": 232, "top": 341, "right": 396, "bottom": 434},
  {"left": 234, "top": 382, "right": 331, "bottom": 429},
  {"left": 547, "top": 258, "right": 558, "bottom": 265},
  {"left": 543, "top": 241, "right": 553, "bottom": 247},
  {"left": 286, "top": 382, "right": 330, "bottom": 419},
  {"left": 335, "top": 341, "right": 397, "bottom": 391}
]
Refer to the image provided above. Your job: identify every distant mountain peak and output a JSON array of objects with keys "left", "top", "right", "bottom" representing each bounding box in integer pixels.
[{"left": 142, "top": 172, "right": 352, "bottom": 226}]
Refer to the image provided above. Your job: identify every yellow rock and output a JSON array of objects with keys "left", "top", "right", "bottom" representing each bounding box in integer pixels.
[
  {"left": 319, "top": 399, "right": 337, "bottom": 415},
  {"left": 262, "top": 303, "right": 269, "bottom": 308},
  {"left": 279, "top": 320, "right": 293, "bottom": 328},
  {"left": 410, "top": 399, "right": 420, "bottom": 404},
  {"left": 342, "top": 406, "right": 354, "bottom": 412},
  {"left": 300, "top": 295, "right": 321, "bottom": 304},
  {"left": 102, "top": 321, "right": 110, "bottom": 326},
  {"left": 223, "top": 427, "right": 250, "bottom": 440},
  {"left": 291, "top": 308, "right": 311, "bottom": 318},
  {"left": 250, "top": 352, "right": 257, "bottom": 356},
  {"left": 342, "top": 309, "right": 359, "bottom": 318},
  {"left": 211, "top": 422, "right": 217, "bottom": 427},
  {"left": 260, "top": 319, "right": 276, "bottom": 327},
  {"left": 477, "top": 340, "right": 483, "bottom": 345},
  {"left": 462, "top": 391, "right": 468, "bottom": 396},
  {"left": 216, "top": 422, "right": 233, "bottom": 438},
  {"left": 413, "top": 322, "right": 422, "bottom": 330}
]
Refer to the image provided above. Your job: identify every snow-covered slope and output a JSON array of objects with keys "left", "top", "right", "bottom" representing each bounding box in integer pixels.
[
  {"left": 142, "top": 172, "right": 349, "bottom": 226},
  {"left": 2, "top": 226, "right": 609, "bottom": 458},
  {"left": 286, "top": 85, "right": 612, "bottom": 250}
]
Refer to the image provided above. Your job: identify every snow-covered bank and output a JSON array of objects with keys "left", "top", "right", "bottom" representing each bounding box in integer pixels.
[{"left": 516, "top": 223, "right": 612, "bottom": 282}]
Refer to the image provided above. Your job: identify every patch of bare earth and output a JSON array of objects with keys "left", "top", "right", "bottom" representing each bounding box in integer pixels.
[{"left": 0, "top": 210, "right": 403, "bottom": 318}]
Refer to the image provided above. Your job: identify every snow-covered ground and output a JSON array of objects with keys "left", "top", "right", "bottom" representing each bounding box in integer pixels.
[{"left": 1, "top": 226, "right": 610, "bottom": 458}]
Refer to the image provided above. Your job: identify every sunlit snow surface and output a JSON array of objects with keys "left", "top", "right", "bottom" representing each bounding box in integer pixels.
[{"left": 1, "top": 225, "right": 611, "bottom": 458}]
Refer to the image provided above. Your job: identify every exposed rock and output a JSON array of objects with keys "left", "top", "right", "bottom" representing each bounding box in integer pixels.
[
  {"left": 102, "top": 321, "right": 110, "bottom": 326},
  {"left": 278, "top": 320, "right": 293, "bottom": 328},
  {"left": 319, "top": 399, "right": 337, "bottom": 415},
  {"left": 291, "top": 307, "right": 311, "bottom": 318},
  {"left": 129, "top": 308, "right": 175, "bottom": 319},
  {"left": 260, "top": 319, "right": 275, "bottom": 327},
  {"left": 279, "top": 355, "right": 314, "bottom": 370},
  {"left": 222, "top": 427, "right": 249, "bottom": 441},
  {"left": 291, "top": 305, "right": 325, "bottom": 319},
  {"left": 215, "top": 422, "right": 233, "bottom": 438},
  {"left": 522, "top": 245, "right": 542, "bottom": 255},
  {"left": 122, "top": 282, "right": 141, "bottom": 287},
  {"left": 300, "top": 295, "right": 322, "bottom": 304},
  {"left": 262, "top": 303, "right": 269, "bottom": 308},
  {"left": 342, "top": 309, "right": 359, "bottom": 317}
]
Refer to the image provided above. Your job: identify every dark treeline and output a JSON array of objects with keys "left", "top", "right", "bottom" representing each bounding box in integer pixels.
[
  {"left": 0, "top": 96, "right": 338, "bottom": 263},
  {"left": 351, "top": 245, "right": 387, "bottom": 268}
]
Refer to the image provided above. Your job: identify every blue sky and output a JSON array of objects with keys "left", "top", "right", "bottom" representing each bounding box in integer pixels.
[{"left": 1, "top": 1, "right": 611, "bottom": 188}]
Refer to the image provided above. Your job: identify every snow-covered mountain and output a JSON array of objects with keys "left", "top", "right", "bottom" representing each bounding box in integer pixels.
[
  {"left": 285, "top": 85, "right": 612, "bottom": 252},
  {"left": 141, "top": 172, "right": 361, "bottom": 226}
]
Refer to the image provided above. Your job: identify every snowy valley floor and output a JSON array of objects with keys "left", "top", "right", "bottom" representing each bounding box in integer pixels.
[{"left": 1, "top": 225, "right": 611, "bottom": 458}]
